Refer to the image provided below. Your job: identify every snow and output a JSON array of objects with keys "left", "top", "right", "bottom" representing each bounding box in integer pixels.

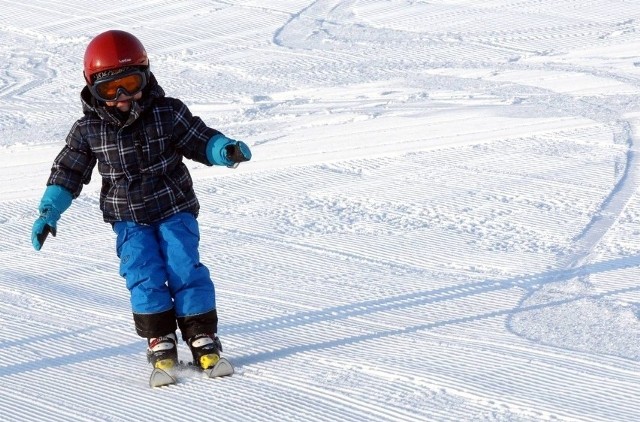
[{"left": 1, "top": 0, "right": 640, "bottom": 420}]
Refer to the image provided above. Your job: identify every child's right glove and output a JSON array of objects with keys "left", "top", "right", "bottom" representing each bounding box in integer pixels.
[
  {"left": 31, "top": 185, "right": 73, "bottom": 251},
  {"left": 206, "top": 134, "right": 252, "bottom": 168}
]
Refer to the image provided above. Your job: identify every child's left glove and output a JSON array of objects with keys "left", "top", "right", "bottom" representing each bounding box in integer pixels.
[
  {"left": 206, "top": 134, "right": 252, "bottom": 168},
  {"left": 224, "top": 142, "right": 252, "bottom": 167}
]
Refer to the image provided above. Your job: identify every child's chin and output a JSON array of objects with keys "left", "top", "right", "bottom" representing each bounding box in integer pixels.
[{"left": 114, "top": 101, "right": 132, "bottom": 111}]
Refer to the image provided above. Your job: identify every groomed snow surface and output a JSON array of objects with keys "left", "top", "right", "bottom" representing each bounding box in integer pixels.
[{"left": 2, "top": 1, "right": 640, "bottom": 421}]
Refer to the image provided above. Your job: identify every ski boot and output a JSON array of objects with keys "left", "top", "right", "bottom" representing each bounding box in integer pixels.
[
  {"left": 187, "top": 333, "right": 222, "bottom": 370},
  {"left": 147, "top": 333, "right": 178, "bottom": 371}
]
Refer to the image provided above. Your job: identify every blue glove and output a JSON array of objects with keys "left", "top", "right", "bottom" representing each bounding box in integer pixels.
[
  {"left": 32, "top": 185, "right": 73, "bottom": 251},
  {"left": 206, "top": 134, "right": 252, "bottom": 168}
]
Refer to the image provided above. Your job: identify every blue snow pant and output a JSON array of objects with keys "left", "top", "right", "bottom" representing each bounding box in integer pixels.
[{"left": 113, "top": 212, "right": 218, "bottom": 341}]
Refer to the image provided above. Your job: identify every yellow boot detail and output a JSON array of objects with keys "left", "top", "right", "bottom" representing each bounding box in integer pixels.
[
  {"left": 199, "top": 353, "right": 220, "bottom": 370},
  {"left": 155, "top": 358, "right": 176, "bottom": 371}
]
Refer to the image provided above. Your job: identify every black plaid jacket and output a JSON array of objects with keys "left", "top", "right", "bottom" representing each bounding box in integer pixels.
[{"left": 47, "top": 74, "right": 219, "bottom": 224}]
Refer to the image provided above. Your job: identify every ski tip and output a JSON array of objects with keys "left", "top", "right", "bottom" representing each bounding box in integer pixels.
[
  {"left": 149, "top": 368, "right": 177, "bottom": 388},
  {"left": 204, "top": 357, "right": 234, "bottom": 378}
]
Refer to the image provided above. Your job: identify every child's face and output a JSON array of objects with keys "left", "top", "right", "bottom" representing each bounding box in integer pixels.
[{"left": 105, "top": 91, "right": 143, "bottom": 112}]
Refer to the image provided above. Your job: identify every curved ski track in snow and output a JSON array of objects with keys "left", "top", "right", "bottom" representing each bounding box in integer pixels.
[{"left": 2, "top": 1, "right": 640, "bottom": 421}]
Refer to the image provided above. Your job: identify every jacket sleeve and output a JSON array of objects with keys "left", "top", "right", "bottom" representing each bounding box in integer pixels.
[
  {"left": 170, "top": 98, "right": 221, "bottom": 165},
  {"left": 47, "top": 120, "right": 97, "bottom": 198}
]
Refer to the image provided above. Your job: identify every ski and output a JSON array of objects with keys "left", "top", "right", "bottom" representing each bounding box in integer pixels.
[
  {"left": 149, "top": 357, "right": 234, "bottom": 387},
  {"left": 203, "top": 357, "right": 234, "bottom": 378},
  {"left": 149, "top": 367, "right": 177, "bottom": 388}
]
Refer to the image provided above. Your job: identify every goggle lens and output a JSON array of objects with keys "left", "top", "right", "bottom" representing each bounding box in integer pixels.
[{"left": 92, "top": 71, "right": 146, "bottom": 101}]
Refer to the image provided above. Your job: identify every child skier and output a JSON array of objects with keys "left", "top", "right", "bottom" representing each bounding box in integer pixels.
[{"left": 31, "top": 30, "right": 251, "bottom": 377}]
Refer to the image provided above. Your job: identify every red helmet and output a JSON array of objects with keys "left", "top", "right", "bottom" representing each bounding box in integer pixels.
[{"left": 83, "top": 30, "right": 149, "bottom": 84}]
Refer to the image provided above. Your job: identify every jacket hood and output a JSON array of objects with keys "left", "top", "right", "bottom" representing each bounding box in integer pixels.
[{"left": 80, "top": 72, "right": 165, "bottom": 127}]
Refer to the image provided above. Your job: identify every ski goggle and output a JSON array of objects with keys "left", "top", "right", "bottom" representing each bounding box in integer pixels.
[{"left": 88, "top": 68, "right": 148, "bottom": 102}]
